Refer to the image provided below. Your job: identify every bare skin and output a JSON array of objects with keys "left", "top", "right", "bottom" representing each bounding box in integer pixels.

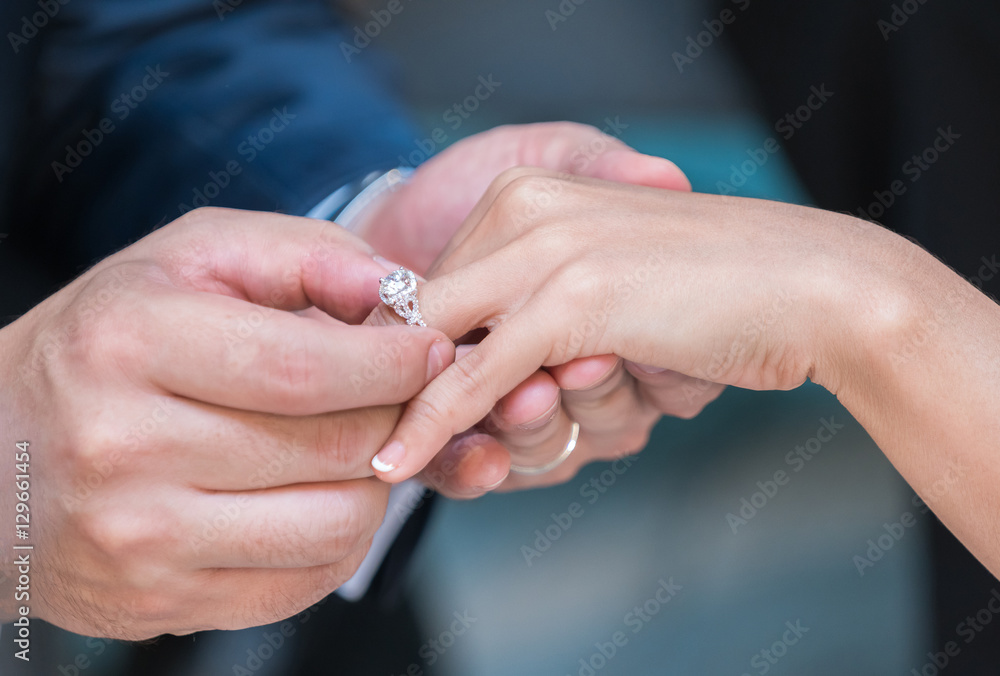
[
  {"left": 370, "top": 168, "right": 1000, "bottom": 579},
  {"left": 0, "top": 122, "right": 694, "bottom": 638},
  {"left": 365, "top": 124, "right": 722, "bottom": 495},
  {"left": 0, "top": 207, "right": 462, "bottom": 637}
]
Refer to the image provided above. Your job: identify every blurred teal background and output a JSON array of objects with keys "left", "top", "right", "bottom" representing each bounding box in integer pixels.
[{"left": 372, "top": 0, "right": 931, "bottom": 673}]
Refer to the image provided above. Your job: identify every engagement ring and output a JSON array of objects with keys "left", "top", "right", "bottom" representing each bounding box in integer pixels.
[{"left": 379, "top": 267, "right": 426, "bottom": 327}]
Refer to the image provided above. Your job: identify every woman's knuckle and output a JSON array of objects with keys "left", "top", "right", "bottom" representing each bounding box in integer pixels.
[
  {"left": 493, "top": 173, "right": 563, "bottom": 218},
  {"left": 449, "top": 349, "right": 496, "bottom": 401},
  {"left": 490, "top": 166, "right": 542, "bottom": 194},
  {"left": 406, "top": 395, "right": 454, "bottom": 430}
]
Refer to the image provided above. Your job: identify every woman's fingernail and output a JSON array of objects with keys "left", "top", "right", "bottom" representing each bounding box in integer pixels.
[
  {"left": 515, "top": 397, "right": 561, "bottom": 431},
  {"left": 631, "top": 362, "right": 667, "bottom": 375},
  {"left": 374, "top": 255, "right": 404, "bottom": 272},
  {"left": 455, "top": 344, "right": 476, "bottom": 360},
  {"left": 372, "top": 441, "right": 405, "bottom": 473},
  {"left": 427, "top": 339, "right": 451, "bottom": 381}
]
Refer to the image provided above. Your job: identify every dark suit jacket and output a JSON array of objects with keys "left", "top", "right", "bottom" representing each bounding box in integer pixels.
[{"left": 5, "top": 0, "right": 419, "bottom": 274}]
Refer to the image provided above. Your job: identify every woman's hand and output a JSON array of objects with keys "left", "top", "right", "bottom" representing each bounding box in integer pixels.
[
  {"left": 365, "top": 168, "right": 907, "bottom": 482},
  {"left": 367, "top": 167, "right": 1000, "bottom": 581},
  {"left": 361, "top": 126, "right": 723, "bottom": 494}
]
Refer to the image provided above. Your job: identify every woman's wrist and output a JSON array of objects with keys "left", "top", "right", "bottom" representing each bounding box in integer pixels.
[
  {"left": 800, "top": 215, "right": 889, "bottom": 387},
  {"left": 803, "top": 213, "right": 955, "bottom": 412}
]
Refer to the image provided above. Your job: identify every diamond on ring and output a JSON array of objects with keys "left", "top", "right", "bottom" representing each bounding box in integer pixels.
[{"left": 379, "top": 267, "right": 426, "bottom": 327}]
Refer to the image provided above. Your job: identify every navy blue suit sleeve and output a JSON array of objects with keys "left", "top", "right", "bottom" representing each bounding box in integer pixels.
[{"left": 12, "top": 0, "right": 419, "bottom": 270}]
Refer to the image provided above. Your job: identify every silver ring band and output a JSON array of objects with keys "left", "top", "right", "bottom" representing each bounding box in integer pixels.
[{"left": 510, "top": 421, "right": 580, "bottom": 476}]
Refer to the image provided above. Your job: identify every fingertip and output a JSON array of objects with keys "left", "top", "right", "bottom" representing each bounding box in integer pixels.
[
  {"left": 623, "top": 362, "right": 687, "bottom": 385},
  {"left": 426, "top": 337, "right": 456, "bottom": 382},
  {"left": 317, "top": 246, "right": 395, "bottom": 323},
  {"left": 550, "top": 355, "right": 622, "bottom": 391},
  {"left": 595, "top": 149, "right": 692, "bottom": 193},
  {"left": 651, "top": 156, "right": 692, "bottom": 192},
  {"left": 373, "top": 255, "right": 405, "bottom": 274},
  {"left": 493, "top": 371, "right": 560, "bottom": 429},
  {"left": 370, "top": 415, "right": 452, "bottom": 484},
  {"left": 423, "top": 434, "right": 510, "bottom": 499},
  {"left": 371, "top": 440, "right": 408, "bottom": 482},
  {"left": 372, "top": 318, "right": 544, "bottom": 486}
]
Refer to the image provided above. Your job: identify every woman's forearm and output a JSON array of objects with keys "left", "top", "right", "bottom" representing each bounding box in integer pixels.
[{"left": 817, "top": 223, "right": 1000, "bottom": 576}]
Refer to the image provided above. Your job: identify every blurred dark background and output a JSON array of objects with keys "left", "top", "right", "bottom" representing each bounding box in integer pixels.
[{"left": 1, "top": 0, "right": 998, "bottom": 674}]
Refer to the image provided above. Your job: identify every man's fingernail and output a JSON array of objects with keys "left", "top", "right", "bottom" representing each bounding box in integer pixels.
[
  {"left": 374, "top": 255, "right": 403, "bottom": 272},
  {"left": 515, "top": 397, "right": 560, "bottom": 431},
  {"left": 579, "top": 362, "right": 621, "bottom": 390},
  {"left": 631, "top": 362, "right": 667, "bottom": 375},
  {"left": 374, "top": 256, "right": 427, "bottom": 282},
  {"left": 451, "top": 434, "right": 508, "bottom": 491},
  {"left": 479, "top": 474, "right": 509, "bottom": 491},
  {"left": 427, "top": 339, "right": 451, "bottom": 381},
  {"left": 372, "top": 441, "right": 405, "bottom": 473}
]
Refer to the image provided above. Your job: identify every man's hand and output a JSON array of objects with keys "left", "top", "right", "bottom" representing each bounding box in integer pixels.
[
  {"left": 0, "top": 208, "right": 454, "bottom": 639},
  {"left": 363, "top": 124, "right": 720, "bottom": 495}
]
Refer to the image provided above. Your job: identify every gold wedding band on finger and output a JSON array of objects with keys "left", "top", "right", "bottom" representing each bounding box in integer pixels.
[
  {"left": 509, "top": 421, "right": 580, "bottom": 476},
  {"left": 379, "top": 267, "right": 426, "bottom": 327}
]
